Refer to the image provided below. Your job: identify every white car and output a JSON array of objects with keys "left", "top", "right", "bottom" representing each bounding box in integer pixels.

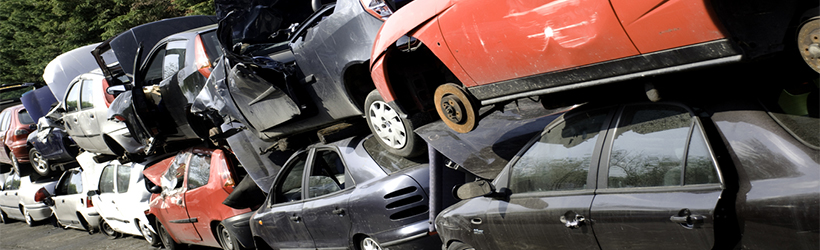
[
  {"left": 80, "top": 152, "right": 164, "bottom": 246},
  {"left": 45, "top": 167, "right": 101, "bottom": 232},
  {"left": 0, "top": 171, "right": 58, "bottom": 225}
]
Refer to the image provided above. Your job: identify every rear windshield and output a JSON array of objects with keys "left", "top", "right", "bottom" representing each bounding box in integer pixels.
[
  {"left": 761, "top": 80, "right": 819, "bottom": 149},
  {"left": 200, "top": 30, "right": 223, "bottom": 67},
  {"left": 362, "top": 136, "right": 427, "bottom": 174},
  {"left": 18, "top": 110, "right": 33, "bottom": 125}
]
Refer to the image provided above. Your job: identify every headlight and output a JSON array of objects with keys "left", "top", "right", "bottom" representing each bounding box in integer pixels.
[{"left": 360, "top": 0, "right": 394, "bottom": 20}]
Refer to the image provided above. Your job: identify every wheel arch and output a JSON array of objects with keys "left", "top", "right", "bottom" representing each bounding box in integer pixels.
[
  {"left": 341, "top": 61, "right": 376, "bottom": 112},
  {"left": 102, "top": 134, "right": 125, "bottom": 156}
]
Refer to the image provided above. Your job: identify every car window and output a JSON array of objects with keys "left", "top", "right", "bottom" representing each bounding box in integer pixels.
[
  {"left": 163, "top": 40, "right": 187, "bottom": 80},
  {"left": 275, "top": 153, "right": 308, "bottom": 203},
  {"left": 607, "top": 104, "right": 718, "bottom": 188},
  {"left": 308, "top": 150, "right": 346, "bottom": 198},
  {"left": 0, "top": 110, "right": 9, "bottom": 131},
  {"left": 17, "top": 109, "right": 34, "bottom": 125},
  {"left": 4, "top": 174, "right": 20, "bottom": 190},
  {"left": 509, "top": 108, "right": 609, "bottom": 193},
  {"left": 99, "top": 165, "right": 115, "bottom": 193},
  {"left": 67, "top": 170, "right": 83, "bottom": 194},
  {"left": 80, "top": 79, "right": 95, "bottom": 110},
  {"left": 143, "top": 46, "right": 167, "bottom": 85},
  {"left": 162, "top": 151, "right": 191, "bottom": 191},
  {"left": 186, "top": 152, "right": 211, "bottom": 190},
  {"left": 363, "top": 136, "right": 427, "bottom": 174},
  {"left": 199, "top": 31, "right": 223, "bottom": 66},
  {"left": 65, "top": 81, "right": 81, "bottom": 112},
  {"left": 116, "top": 165, "right": 131, "bottom": 193}
]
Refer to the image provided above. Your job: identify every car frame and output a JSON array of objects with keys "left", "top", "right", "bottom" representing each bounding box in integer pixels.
[
  {"left": 0, "top": 104, "right": 36, "bottom": 174},
  {"left": 0, "top": 171, "right": 59, "bottom": 226}
]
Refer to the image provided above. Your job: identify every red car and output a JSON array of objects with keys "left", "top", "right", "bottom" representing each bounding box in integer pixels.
[
  {"left": 143, "top": 147, "right": 252, "bottom": 250},
  {"left": 367, "top": 0, "right": 817, "bottom": 156},
  {"left": 0, "top": 104, "right": 35, "bottom": 174}
]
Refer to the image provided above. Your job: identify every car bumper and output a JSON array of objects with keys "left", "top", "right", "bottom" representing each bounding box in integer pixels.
[
  {"left": 25, "top": 204, "right": 53, "bottom": 221},
  {"left": 373, "top": 219, "right": 441, "bottom": 250},
  {"left": 10, "top": 143, "right": 29, "bottom": 162},
  {"left": 222, "top": 210, "right": 255, "bottom": 249},
  {"left": 79, "top": 207, "right": 101, "bottom": 229}
]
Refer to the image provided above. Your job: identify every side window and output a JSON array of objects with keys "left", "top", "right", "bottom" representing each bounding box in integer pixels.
[
  {"left": 509, "top": 108, "right": 610, "bottom": 193},
  {"left": 163, "top": 40, "right": 187, "bottom": 80},
  {"left": 99, "top": 166, "right": 115, "bottom": 193},
  {"left": 116, "top": 165, "right": 131, "bottom": 193},
  {"left": 0, "top": 110, "right": 9, "bottom": 131},
  {"left": 275, "top": 153, "right": 308, "bottom": 203},
  {"left": 162, "top": 151, "right": 191, "bottom": 191},
  {"left": 3, "top": 174, "right": 14, "bottom": 190},
  {"left": 80, "top": 79, "right": 95, "bottom": 110},
  {"left": 55, "top": 173, "right": 71, "bottom": 195},
  {"left": 143, "top": 46, "right": 167, "bottom": 85},
  {"left": 65, "top": 81, "right": 81, "bottom": 112},
  {"left": 308, "top": 150, "right": 346, "bottom": 198},
  {"left": 186, "top": 152, "right": 211, "bottom": 190},
  {"left": 607, "top": 104, "right": 719, "bottom": 188},
  {"left": 67, "top": 171, "right": 83, "bottom": 195},
  {"left": 17, "top": 109, "right": 34, "bottom": 125}
]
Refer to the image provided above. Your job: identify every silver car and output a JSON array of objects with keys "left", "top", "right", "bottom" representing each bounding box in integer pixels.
[
  {"left": 0, "top": 171, "right": 58, "bottom": 225},
  {"left": 59, "top": 69, "right": 141, "bottom": 159}
]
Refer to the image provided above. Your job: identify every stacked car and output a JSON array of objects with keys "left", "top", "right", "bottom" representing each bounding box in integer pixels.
[{"left": 2, "top": 1, "right": 818, "bottom": 250}]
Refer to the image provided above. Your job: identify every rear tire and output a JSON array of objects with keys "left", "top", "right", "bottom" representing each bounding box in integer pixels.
[
  {"left": 0, "top": 210, "right": 8, "bottom": 224},
  {"left": 23, "top": 207, "right": 34, "bottom": 227},
  {"left": 158, "top": 220, "right": 184, "bottom": 250},
  {"left": 141, "top": 222, "right": 161, "bottom": 247},
  {"left": 364, "top": 90, "right": 425, "bottom": 157},
  {"left": 100, "top": 219, "right": 121, "bottom": 239},
  {"left": 359, "top": 236, "right": 382, "bottom": 250},
  {"left": 447, "top": 241, "right": 475, "bottom": 250},
  {"left": 217, "top": 222, "right": 247, "bottom": 250},
  {"left": 29, "top": 149, "right": 50, "bottom": 176}
]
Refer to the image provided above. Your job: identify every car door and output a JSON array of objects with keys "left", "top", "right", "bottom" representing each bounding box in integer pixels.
[
  {"left": 62, "top": 79, "right": 95, "bottom": 152},
  {"left": 255, "top": 151, "right": 314, "bottom": 249},
  {"left": 590, "top": 103, "right": 724, "bottom": 250},
  {"left": 608, "top": 0, "right": 724, "bottom": 53},
  {"left": 301, "top": 148, "right": 354, "bottom": 249},
  {"left": 0, "top": 173, "right": 22, "bottom": 218},
  {"left": 156, "top": 150, "right": 203, "bottom": 243},
  {"left": 97, "top": 164, "right": 125, "bottom": 223},
  {"left": 177, "top": 150, "right": 213, "bottom": 244},
  {"left": 437, "top": 0, "right": 639, "bottom": 86},
  {"left": 52, "top": 169, "right": 84, "bottom": 226},
  {"left": 77, "top": 78, "right": 103, "bottom": 145},
  {"left": 479, "top": 106, "right": 613, "bottom": 249}
]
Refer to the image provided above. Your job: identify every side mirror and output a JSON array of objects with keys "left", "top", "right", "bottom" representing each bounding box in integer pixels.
[
  {"left": 454, "top": 180, "right": 496, "bottom": 200},
  {"left": 106, "top": 85, "right": 127, "bottom": 95},
  {"left": 87, "top": 190, "right": 99, "bottom": 196},
  {"left": 149, "top": 185, "right": 162, "bottom": 194}
]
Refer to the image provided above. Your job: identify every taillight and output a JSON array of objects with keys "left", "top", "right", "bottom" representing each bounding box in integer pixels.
[
  {"left": 14, "top": 129, "right": 29, "bottom": 136},
  {"left": 34, "top": 187, "right": 49, "bottom": 202},
  {"left": 113, "top": 115, "right": 126, "bottom": 122},
  {"left": 360, "top": 0, "right": 393, "bottom": 20},
  {"left": 194, "top": 34, "right": 212, "bottom": 79},
  {"left": 86, "top": 196, "right": 94, "bottom": 208},
  {"left": 219, "top": 161, "right": 235, "bottom": 194},
  {"left": 102, "top": 78, "right": 115, "bottom": 108}
]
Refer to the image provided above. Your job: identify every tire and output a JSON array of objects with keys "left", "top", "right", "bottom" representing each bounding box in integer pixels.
[
  {"left": 158, "top": 220, "right": 184, "bottom": 250},
  {"left": 141, "top": 222, "right": 161, "bottom": 247},
  {"left": 447, "top": 242, "right": 476, "bottom": 250},
  {"left": 360, "top": 236, "right": 382, "bottom": 250},
  {"left": 0, "top": 210, "right": 8, "bottom": 224},
  {"left": 23, "top": 207, "right": 34, "bottom": 227},
  {"left": 10, "top": 152, "right": 24, "bottom": 177},
  {"left": 364, "top": 90, "right": 426, "bottom": 157},
  {"left": 29, "top": 149, "right": 50, "bottom": 176},
  {"left": 217, "top": 223, "right": 246, "bottom": 250},
  {"left": 100, "top": 219, "right": 120, "bottom": 239}
]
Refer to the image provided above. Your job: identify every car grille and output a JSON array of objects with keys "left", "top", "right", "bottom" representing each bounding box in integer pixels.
[{"left": 384, "top": 186, "right": 428, "bottom": 220}]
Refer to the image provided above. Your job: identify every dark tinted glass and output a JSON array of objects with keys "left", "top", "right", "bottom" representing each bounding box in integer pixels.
[
  {"left": 200, "top": 31, "right": 223, "bottom": 66},
  {"left": 17, "top": 110, "right": 33, "bottom": 125},
  {"left": 116, "top": 165, "right": 131, "bottom": 193},
  {"left": 308, "top": 150, "right": 345, "bottom": 198},
  {"left": 187, "top": 153, "right": 211, "bottom": 189},
  {"left": 276, "top": 153, "right": 307, "bottom": 203},
  {"left": 144, "top": 47, "right": 167, "bottom": 85},
  {"left": 363, "top": 136, "right": 426, "bottom": 174},
  {"left": 163, "top": 40, "right": 187, "bottom": 79},
  {"left": 509, "top": 108, "right": 609, "bottom": 193},
  {"left": 100, "top": 166, "right": 115, "bottom": 193},
  {"left": 684, "top": 125, "right": 719, "bottom": 185},
  {"left": 608, "top": 104, "right": 692, "bottom": 188}
]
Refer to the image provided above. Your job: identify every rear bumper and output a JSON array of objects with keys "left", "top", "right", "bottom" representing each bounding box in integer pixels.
[
  {"left": 25, "top": 203, "right": 53, "bottom": 221},
  {"left": 10, "top": 143, "right": 30, "bottom": 162},
  {"left": 373, "top": 219, "right": 441, "bottom": 249}
]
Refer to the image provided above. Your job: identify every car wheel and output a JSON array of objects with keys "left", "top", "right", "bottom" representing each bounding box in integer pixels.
[
  {"left": 10, "top": 152, "right": 23, "bottom": 177},
  {"left": 23, "top": 207, "right": 34, "bottom": 226},
  {"left": 29, "top": 149, "right": 50, "bottom": 176},
  {"left": 158, "top": 220, "right": 183, "bottom": 250},
  {"left": 360, "top": 236, "right": 382, "bottom": 250},
  {"left": 141, "top": 223, "right": 161, "bottom": 247},
  {"left": 364, "top": 90, "right": 426, "bottom": 157},
  {"left": 434, "top": 83, "right": 479, "bottom": 133},
  {"left": 447, "top": 241, "right": 476, "bottom": 250},
  {"left": 217, "top": 222, "right": 246, "bottom": 250},
  {"left": 100, "top": 219, "right": 120, "bottom": 239},
  {"left": 0, "top": 210, "right": 8, "bottom": 224},
  {"left": 797, "top": 17, "right": 820, "bottom": 73}
]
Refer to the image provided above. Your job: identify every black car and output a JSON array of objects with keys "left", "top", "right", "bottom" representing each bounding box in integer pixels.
[
  {"left": 435, "top": 76, "right": 819, "bottom": 250},
  {"left": 92, "top": 16, "right": 218, "bottom": 155},
  {"left": 194, "top": 0, "right": 411, "bottom": 150},
  {"left": 251, "top": 136, "right": 440, "bottom": 250}
]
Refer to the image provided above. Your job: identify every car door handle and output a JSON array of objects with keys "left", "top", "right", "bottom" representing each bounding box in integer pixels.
[
  {"left": 332, "top": 208, "right": 345, "bottom": 216},
  {"left": 89, "top": 114, "right": 94, "bottom": 119},
  {"left": 73, "top": 118, "right": 78, "bottom": 122},
  {"left": 289, "top": 214, "right": 301, "bottom": 222},
  {"left": 560, "top": 211, "right": 586, "bottom": 229},
  {"left": 670, "top": 209, "right": 706, "bottom": 229}
]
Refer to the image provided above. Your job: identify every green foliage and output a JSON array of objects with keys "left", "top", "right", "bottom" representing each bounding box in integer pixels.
[{"left": 0, "top": 0, "right": 214, "bottom": 86}]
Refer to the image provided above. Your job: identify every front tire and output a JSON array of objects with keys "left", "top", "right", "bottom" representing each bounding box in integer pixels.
[
  {"left": 100, "top": 219, "right": 121, "bottom": 239},
  {"left": 29, "top": 149, "right": 50, "bottom": 176},
  {"left": 0, "top": 210, "right": 9, "bottom": 224},
  {"left": 141, "top": 222, "right": 161, "bottom": 247},
  {"left": 360, "top": 236, "right": 382, "bottom": 250},
  {"left": 447, "top": 241, "right": 476, "bottom": 250},
  {"left": 364, "top": 90, "right": 425, "bottom": 157},
  {"left": 158, "top": 220, "right": 184, "bottom": 250},
  {"left": 217, "top": 222, "right": 246, "bottom": 250},
  {"left": 23, "top": 207, "right": 34, "bottom": 226}
]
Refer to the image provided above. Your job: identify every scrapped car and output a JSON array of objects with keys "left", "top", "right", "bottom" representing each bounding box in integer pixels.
[
  {"left": 0, "top": 171, "right": 58, "bottom": 226},
  {"left": 143, "top": 147, "right": 253, "bottom": 250},
  {"left": 26, "top": 106, "right": 81, "bottom": 177},
  {"left": 367, "top": 0, "right": 819, "bottom": 156},
  {"left": 0, "top": 104, "right": 36, "bottom": 175},
  {"left": 44, "top": 167, "right": 100, "bottom": 232},
  {"left": 435, "top": 76, "right": 820, "bottom": 250},
  {"left": 251, "top": 136, "right": 440, "bottom": 250},
  {"left": 195, "top": 0, "right": 412, "bottom": 152},
  {"left": 107, "top": 24, "right": 223, "bottom": 154},
  {"left": 83, "top": 152, "right": 169, "bottom": 246},
  {"left": 57, "top": 69, "right": 142, "bottom": 160}
]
